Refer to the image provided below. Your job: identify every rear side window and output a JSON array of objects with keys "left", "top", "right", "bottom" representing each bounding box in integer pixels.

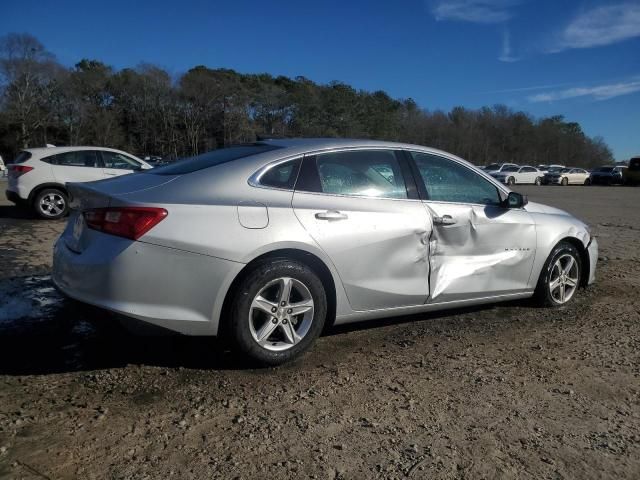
[
  {"left": 12, "top": 151, "right": 32, "bottom": 164},
  {"left": 43, "top": 151, "right": 101, "bottom": 167},
  {"left": 300, "top": 150, "right": 408, "bottom": 199},
  {"left": 258, "top": 159, "right": 301, "bottom": 189},
  {"left": 151, "top": 144, "right": 282, "bottom": 175}
]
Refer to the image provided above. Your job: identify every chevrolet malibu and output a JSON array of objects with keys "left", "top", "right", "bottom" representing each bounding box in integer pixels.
[{"left": 53, "top": 139, "right": 598, "bottom": 365}]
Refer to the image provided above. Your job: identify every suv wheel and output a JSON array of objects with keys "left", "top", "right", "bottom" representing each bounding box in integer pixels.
[
  {"left": 228, "top": 259, "right": 327, "bottom": 366},
  {"left": 34, "top": 188, "right": 69, "bottom": 219}
]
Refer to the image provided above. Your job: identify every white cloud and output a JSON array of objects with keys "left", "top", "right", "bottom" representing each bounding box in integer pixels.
[
  {"left": 551, "top": 3, "right": 640, "bottom": 52},
  {"left": 528, "top": 80, "right": 640, "bottom": 102},
  {"left": 431, "top": 0, "right": 521, "bottom": 24},
  {"left": 498, "top": 29, "right": 519, "bottom": 62}
]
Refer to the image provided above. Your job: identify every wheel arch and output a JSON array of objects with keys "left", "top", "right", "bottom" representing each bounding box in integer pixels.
[
  {"left": 217, "top": 248, "right": 338, "bottom": 340},
  {"left": 28, "top": 182, "right": 68, "bottom": 205},
  {"left": 553, "top": 236, "right": 590, "bottom": 287}
]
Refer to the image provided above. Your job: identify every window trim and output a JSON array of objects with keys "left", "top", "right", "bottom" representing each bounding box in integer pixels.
[
  {"left": 293, "top": 148, "right": 418, "bottom": 201},
  {"left": 248, "top": 155, "right": 304, "bottom": 192},
  {"left": 404, "top": 149, "right": 509, "bottom": 207},
  {"left": 42, "top": 150, "right": 102, "bottom": 168},
  {"left": 99, "top": 150, "right": 144, "bottom": 170}
]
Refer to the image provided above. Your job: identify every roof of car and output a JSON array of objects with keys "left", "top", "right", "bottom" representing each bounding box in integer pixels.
[{"left": 24, "top": 146, "right": 138, "bottom": 156}]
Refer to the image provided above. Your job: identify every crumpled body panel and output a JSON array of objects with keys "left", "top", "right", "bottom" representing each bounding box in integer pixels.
[{"left": 425, "top": 203, "right": 537, "bottom": 302}]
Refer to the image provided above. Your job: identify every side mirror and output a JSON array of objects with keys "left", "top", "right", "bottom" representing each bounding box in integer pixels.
[{"left": 504, "top": 191, "right": 528, "bottom": 209}]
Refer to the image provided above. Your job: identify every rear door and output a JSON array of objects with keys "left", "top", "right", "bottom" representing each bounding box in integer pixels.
[
  {"left": 48, "top": 150, "right": 105, "bottom": 184},
  {"left": 292, "top": 149, "right": 432, "bottom": 311},
  {"left": 100, "top": 151, "right": 143, "bottom": 178},
  {"left": 407, "top": 151, "right": 537, "bottom": 302}
]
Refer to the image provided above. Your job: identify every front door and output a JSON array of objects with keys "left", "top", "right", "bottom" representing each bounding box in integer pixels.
[
  {"left": 407, "top": 151, "right": 537, "bottom": 303},
  {"left": 292, "top": 149, "right": 432, "bottom": 311},
  {"left": 100, "top": 151, "right": 142, "bottom": 178}
]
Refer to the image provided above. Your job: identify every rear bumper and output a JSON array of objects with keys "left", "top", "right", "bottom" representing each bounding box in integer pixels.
[
  {"left": 587, "top": 237, "right": 598, "bottom": 285},
  {"left": 5, "top": 189, "right": 26, "bottom": 205},
  {"left": 52, "top": 231, "right": 244, "bottom": 335}
]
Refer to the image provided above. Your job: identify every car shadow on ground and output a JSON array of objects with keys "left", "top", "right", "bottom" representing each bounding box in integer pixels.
[
  {"left": 0, "top": 274, "right": 532, "bottom": 376},
  {"left": 0, "top": 204, "right": 34, "bottom": 220}
]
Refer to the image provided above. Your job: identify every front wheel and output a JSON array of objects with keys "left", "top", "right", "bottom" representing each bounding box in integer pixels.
[
  {"left": 561, "top": 177, "right": 568, "bottom": 186},
  {"left": 584, "top": 178, "right": 591, "bottom": 185},
  {"left": 534, "top": 177, "right": 542, "bottom": 186},
  {"left": 534, "top": 242, "right": 582, "bottom": 307},
  {"left": 228, "top": 259, "right": 327, "bottom": 366},
  {"left": 507, "top": 176, "right": 515, "bottom": 186},
  {"left": 33, "top": 188, "right": 69, "bottom": 219}
]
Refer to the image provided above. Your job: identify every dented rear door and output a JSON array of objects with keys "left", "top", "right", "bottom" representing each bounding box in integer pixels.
[{"left": 292, "top": 149, "right": 431, "bottom": 311}]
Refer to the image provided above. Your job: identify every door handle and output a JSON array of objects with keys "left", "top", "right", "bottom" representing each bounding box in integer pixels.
[
  {"left": 433, "top": 214, "right": 456, "bottom": 226},
  {"left": 315, "top": 210, "right": 348, "bottom": 221}
]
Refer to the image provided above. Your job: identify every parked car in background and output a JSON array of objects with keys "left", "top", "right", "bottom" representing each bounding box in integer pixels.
[
  {"left": 0, "top": 154, "right": 5, "bottom": 175},
  {"left": 537, "top": 164, "right": 565, "bottom": 174},
  {"left": 543, "top": 168, "right": 590, "bottom": 186},
  {"left": 483, "top": 162, "right": 518, "bottom": 175},
  {"left": 491, "top": 165, "right": 543, "bottom": 185},
  {"left": 5, "top": 146, "right": 151, "bottom": 219},
  {"left": 622, "top": 157, "right": 640, "bottom": 185},
  {"left": 589, "top": 165, "right": 627, "bottom": 185},
  {"left": 52, "top": 139, "right": 597, "bottom": 365}
]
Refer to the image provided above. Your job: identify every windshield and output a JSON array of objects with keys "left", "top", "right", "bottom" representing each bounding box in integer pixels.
[
  {"left": 597, "top": 167, "right": 614, "bottom": 172},
  {"left": 560, "top": 168, "right": 572, "bottom": 173},
  {"left": 502, "top": 166, "right": 519, "bottom": 172},
  {"left": 629, "top": 158, "right": 640, "bottom": 171},
  {"left": 485, "top": 163, "right": 500, "bottom": 170},
  {"left": 150, "top": 144, "right": 282, "bottom": 175}
]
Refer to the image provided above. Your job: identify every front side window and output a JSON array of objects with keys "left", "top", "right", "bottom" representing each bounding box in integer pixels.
[
  {"left": 312, "top": 150, "right": 408, "bottom": 199},
  {"left": 258, "top": 158, "right": 301, "bottom": 189},
  {"left": 410, "top": 152, "right": 502, "bottom": 206},
  {"left": 101, "top": 151, "right": 140, "bottom": 170},
  {"left": 46, "top": 151, "right": 100, "bottom": 167}
]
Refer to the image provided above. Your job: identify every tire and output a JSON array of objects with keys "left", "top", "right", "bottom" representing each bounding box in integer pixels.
[
  {"left": 584, "top": 178, "right": 591, "bottom": 185},
  {"left": 561, "top": 177, "right": 568, "bottom": 186},
  {"left": 33, "top": 188, "right": 69, "bottom": 219},
  {"left": 228, "top": 259, "right": 327, "bottom": 366},
  {"left": 534, "top": 177, "right": 542, "bottom": 186},
  {"left": 507, "top": 176, "right": 515, "bottom": 186},
  {"left": 534, "top": 241, "right": 582, "bottom": 307}
]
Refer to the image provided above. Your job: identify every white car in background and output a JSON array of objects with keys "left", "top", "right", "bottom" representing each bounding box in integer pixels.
[
  {"left": 5, "top": 146, "right": 151, "bottom": 219},
  {"left": 491, "top": 166, "right": 543, "bottom": 185},
  {"left": 483, "top": 162, "right": 518, "bottom": 175},
  {"left": 544, "top": 168, "right": 590, "bottom": 186}
]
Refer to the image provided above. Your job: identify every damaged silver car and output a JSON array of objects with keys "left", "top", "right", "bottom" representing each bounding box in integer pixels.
[{"left": 53, "top": 139, "right": 598, "bottom": 365}]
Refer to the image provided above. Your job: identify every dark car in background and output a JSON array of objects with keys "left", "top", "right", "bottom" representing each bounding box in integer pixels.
[
  {"left": 622, "top": 157, "right": 640, "bottom": 185},
  {"left": 589, "top": 165, "right": 627, "bottom": 185}
]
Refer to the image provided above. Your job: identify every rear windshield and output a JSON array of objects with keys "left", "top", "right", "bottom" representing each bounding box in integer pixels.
[
  {"left": 150, "top": 144, "right": 282, "bottom": 175},
  {"left": 12, "top": 151, "right": 32, "bottom": 164}
]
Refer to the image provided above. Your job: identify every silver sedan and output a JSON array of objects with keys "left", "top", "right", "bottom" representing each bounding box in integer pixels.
[{"left": 53, "top": 139, "right": 598, "bottom": 365}]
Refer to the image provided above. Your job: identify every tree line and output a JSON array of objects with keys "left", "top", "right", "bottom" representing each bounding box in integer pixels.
[{"left": 0, "top": 33, "right": 613, "bottom": 167}]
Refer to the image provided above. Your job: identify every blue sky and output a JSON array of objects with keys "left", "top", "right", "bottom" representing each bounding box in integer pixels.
[{"left": 2, "top": 0, "right": 639, "bottom": 160}]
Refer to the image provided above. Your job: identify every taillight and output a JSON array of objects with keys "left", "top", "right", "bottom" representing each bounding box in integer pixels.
[
  {"left": 8, "top": 165, "right": 34, "bottom": 178},
  {"left": 84, "top": 207, "right": 167, "bottom": 240}
]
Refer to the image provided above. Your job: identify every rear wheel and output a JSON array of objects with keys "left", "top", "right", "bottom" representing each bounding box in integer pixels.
[
  {"left": 507, "top": 176, "right": 515, "bottom": 186},
  {"left": 33, "top": 188, "right": 68, "bottom": 219},
  {"left": 534, "top": 241, "right": 581, "bottom": 307},
  {"left": 228, "top": 259, "right": 327, "bottom": 366}
]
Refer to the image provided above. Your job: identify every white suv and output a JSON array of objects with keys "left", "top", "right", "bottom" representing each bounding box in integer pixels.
[{"left": 5, "top": 146, "right": 151, "bottom": 219}]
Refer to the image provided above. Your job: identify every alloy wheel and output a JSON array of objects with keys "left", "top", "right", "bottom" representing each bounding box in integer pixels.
[
  {"left": 39, "top": 192, "right": 66, "bottom": 217},
  {"left": 248, "top": 277, "right": 315, "bottom": 351},
  {"left": 548, "top": 254, "right": 579, "bottom": 304}
]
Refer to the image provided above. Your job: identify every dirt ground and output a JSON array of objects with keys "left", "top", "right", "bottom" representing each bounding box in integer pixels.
[{"left": 0, "top": 179, "right": 638, "bottom": 479}]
